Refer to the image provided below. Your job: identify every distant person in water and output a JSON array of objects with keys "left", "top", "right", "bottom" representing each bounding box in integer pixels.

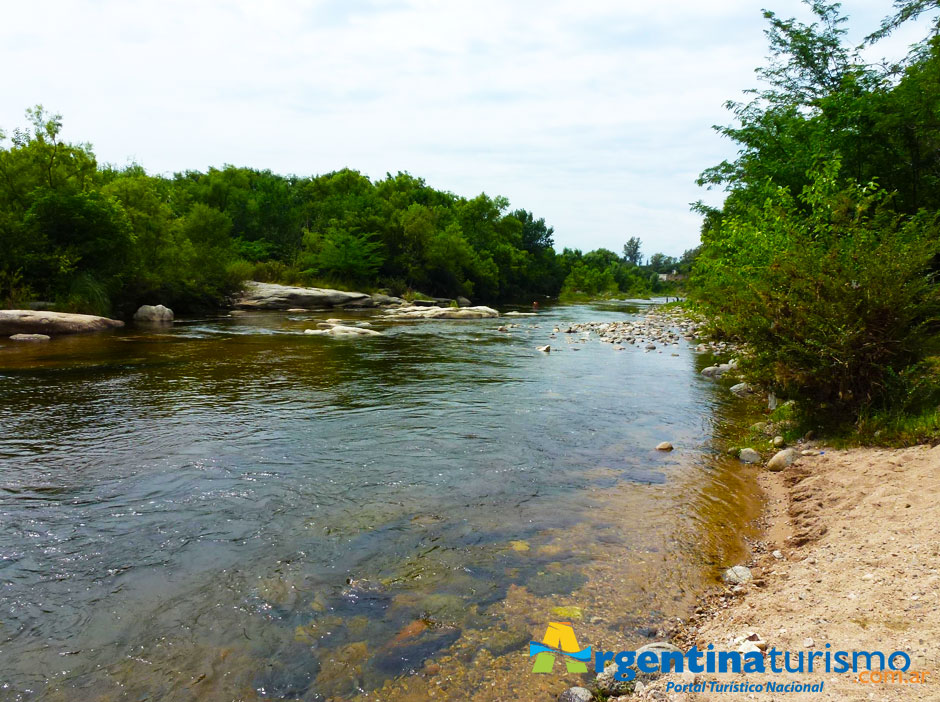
[{"left": 532, "top": 301, "right": 539, "bottom": 310}]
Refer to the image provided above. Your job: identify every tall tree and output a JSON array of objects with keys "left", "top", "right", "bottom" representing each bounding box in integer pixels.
[{"left": 622, "top": 236, "right": 642, "bottom": 265}]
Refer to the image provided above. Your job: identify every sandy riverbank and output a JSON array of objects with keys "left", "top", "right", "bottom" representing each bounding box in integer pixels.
[{"left": 634, "top": 443, "right": 940, "bottom": 701}]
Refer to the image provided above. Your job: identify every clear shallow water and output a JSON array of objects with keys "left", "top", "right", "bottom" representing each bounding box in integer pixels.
[{"left": 0, "top": 302, "right": 759, "bottom": 701}]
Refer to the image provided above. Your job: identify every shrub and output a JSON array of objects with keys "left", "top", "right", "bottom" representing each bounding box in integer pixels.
[{"left": 693, "top": 163, "right": 940, "bottom": 421}]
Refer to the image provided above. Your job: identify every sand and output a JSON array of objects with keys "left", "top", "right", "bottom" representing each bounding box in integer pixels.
[{"left": 636, "top": 443, "right": 940, "bottom": 701}]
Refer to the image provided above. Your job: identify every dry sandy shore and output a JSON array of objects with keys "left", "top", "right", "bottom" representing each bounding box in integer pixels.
[{"left": 636, "top": 443, "right": 940, "bottom": 702}]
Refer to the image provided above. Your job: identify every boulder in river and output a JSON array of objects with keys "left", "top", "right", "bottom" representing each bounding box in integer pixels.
[
  {"left": 456, "top": 296, "right": 472, "bottom": 307},
  {"left": 9, "top": 333, "right": 51, "bottom": 342},
  {"left": 237, "top": 281, "right": 373, "bottom": 310},
  {"left": 304, "top": 325, "right": 383, "bottom": 337},
  {"left": 133, "top": 304, "right": 174, "bottom": 322},
  {"left": 738, "top": 448, "right": 761, "bottom": 464},
  {"left": 0, "top": 310, "right": 124, "bottom": 336},
  {"left": 370, "top": 293, "right": 405, "bottom": 307},
  {"left": 656, "top": 441, "right": 674, "bottom": 451},
  {"left": 730, "top": 382, "right": 755, "bottom": 397},
  {"left": 382, "top": 305, "right": 499, "bottom": 320}
]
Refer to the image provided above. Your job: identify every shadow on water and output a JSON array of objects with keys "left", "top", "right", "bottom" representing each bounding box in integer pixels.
[{"left": 0, "top": 305, "right": 758, "bottom": 701}]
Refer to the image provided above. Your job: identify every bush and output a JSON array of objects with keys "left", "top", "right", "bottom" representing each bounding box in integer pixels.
[{"left": 693, "top": 163, "right": 940, "bottom": 421}]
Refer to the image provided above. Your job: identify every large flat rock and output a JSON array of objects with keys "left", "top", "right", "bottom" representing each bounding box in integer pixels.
[
  {"left": 236, "top": 282, "right": 374, "bottom": 310},
  {"left": 0, "top": 310, "right": 124, "bottom": 336},
  {"left": 382, "top": 305, "right": 499, "bottom": 320}
]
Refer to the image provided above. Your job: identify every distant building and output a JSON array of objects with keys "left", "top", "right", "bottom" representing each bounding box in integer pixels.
[{"left": 657, "top": 269, "right": 688, "bottom": 282}]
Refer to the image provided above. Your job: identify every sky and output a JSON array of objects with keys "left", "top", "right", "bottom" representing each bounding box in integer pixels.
[{"left": 0, "top": 1, "right": 931, "bottom": 257}]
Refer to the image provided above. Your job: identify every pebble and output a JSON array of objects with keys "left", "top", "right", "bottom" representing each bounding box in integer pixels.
[{"left": 723, "top": 565, "right": 753, "bottom": 586}]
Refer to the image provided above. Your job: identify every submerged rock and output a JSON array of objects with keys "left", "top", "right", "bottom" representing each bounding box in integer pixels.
[
  {"left": 482, "top": 625, "right": 532, "bottom": 657},
  {"left": 738, "top": 448, "right": 761, "bottom": 464},
  {"left": 0, "top": 310, "right": 124, "bottom": 336},
  {"left": 549, "top": 605, "right": 583, "bottom": 620},
  {"left": 528, "top": 571, "right": 588, "bottom": 597},
  {"left": 371, "top": 625, "right": 461, "bottom": 676}
]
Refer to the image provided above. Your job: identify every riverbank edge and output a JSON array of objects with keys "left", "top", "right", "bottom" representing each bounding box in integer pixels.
[
  {"left": 628, "top": 442, "right": 940, "bottom": 702},
  {"left": 560, "top": 305, "right": 939, "bottom": 702}
]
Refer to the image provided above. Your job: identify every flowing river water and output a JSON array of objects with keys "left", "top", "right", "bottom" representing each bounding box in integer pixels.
[{"left": 0, "top": 301, "right": 761, "bottom": 701}]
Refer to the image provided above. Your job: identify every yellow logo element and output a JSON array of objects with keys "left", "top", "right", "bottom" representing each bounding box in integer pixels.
[{"left": 530, "top": 622, "right": 590, "bottom": 674}]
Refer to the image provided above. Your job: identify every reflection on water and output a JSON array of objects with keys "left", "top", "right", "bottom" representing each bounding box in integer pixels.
[{"left": 0, "top": 302, "right": 760, "bottom": 701}]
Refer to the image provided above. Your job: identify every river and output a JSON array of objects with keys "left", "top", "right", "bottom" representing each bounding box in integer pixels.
[{"left": 0, "top": 301, "right": 760, "bottom": 701}]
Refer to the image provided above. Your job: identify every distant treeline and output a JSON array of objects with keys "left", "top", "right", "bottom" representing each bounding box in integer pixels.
[
  {"left": 0, "top": 113, "right": 689, "bottom": 315},
  {"left": 691, "top": 0, "right": 940, "bottom": 431}
]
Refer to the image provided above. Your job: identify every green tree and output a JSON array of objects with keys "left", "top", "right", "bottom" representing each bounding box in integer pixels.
[
  {"left": 309, "top": 223, "right": 385, "bottom": 282},
  {"left": 622, "top": 236, "right": 642, "bottom": 265}
]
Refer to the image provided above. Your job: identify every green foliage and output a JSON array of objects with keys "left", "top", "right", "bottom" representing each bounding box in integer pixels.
[
  {"left": 305, "top": 223, "right": 385, "bottom": 282},
  {"left": 692, "top": 3, "right": 940, "bottom": 429},
  {"left": 695, "top": 164, "right": 940, "bottom": 420},
  {"left": 0, "top": 106, "right": 676, "bottom": 314},
  {"left": 0, "top": 269, "right": 32, "bottom": 307}
]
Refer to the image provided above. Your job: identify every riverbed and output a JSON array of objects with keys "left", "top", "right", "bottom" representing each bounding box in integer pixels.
[{"left": 0, "top": 301, "right": 760, "bottom": 701}]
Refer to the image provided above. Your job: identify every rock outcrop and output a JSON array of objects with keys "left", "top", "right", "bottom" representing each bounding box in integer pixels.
[
  {"left": 236, "top": 282, "right": 374, "bottom": 310},
  {"left": 0, "top": 310, "right": 124, "bottom": 336}
]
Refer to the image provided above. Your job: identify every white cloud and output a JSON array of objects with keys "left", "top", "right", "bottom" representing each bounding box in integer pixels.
[{"left": 0, "top": 0, "right": 932, "bottom": 256}]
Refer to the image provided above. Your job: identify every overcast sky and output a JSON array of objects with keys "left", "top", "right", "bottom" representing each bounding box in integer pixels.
[{"left": 0, "top": 1, "right": 929, "bottom": 256}]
